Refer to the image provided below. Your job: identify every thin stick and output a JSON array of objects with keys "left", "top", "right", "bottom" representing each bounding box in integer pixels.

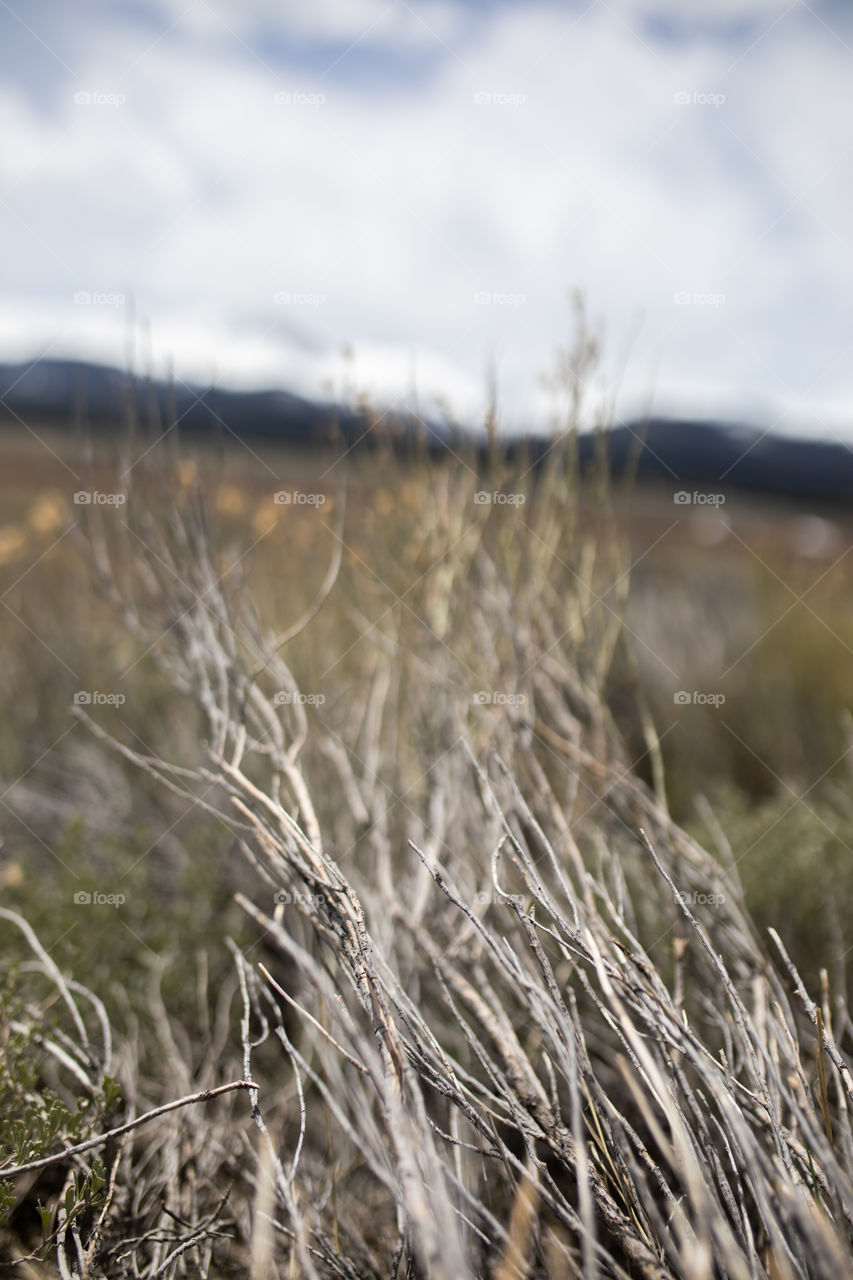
[
  {"left": 258, "top": 963, "right": 370, "bottom": 1075},
  {"left": 0, "top": 1081, "right": 258, "bottom": 1178},
  {"left": 816, "top": 1010, "right": 834, "bottom": 1149}
]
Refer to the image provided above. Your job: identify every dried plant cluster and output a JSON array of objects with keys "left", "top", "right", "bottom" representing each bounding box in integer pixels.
[{"left": 2, "top": 438, "right": 853, "bottom": 1280}]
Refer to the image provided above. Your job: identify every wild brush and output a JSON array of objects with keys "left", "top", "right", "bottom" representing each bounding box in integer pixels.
[{"left": 2, "top": 437, "right": 853, "bottom": 1279}]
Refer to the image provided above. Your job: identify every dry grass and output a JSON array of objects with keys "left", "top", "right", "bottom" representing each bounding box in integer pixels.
[
  {"left": 1, "top": 331, "right": 853, "bottom": 1280},
  {"left": 2, "top": 425, "right": 853, "bottom": 1278}
]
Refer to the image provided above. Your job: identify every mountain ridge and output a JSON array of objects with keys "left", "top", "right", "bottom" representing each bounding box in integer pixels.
[{"left": 1, "top": 357, "right": 851, "bottom": 503}]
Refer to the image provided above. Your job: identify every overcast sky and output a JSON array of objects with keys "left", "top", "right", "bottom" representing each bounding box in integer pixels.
[{"left": 1, "top": 0, "right": 851, "bottom": 436}]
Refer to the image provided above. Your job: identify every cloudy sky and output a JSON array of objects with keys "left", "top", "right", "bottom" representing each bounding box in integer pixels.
[{"left": 1, "top": 0, "right": 852, "bottom": 437}]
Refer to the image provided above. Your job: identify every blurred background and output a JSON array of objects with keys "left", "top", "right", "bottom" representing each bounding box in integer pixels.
[
  {"left": 1, "top": 0, "right": 852, "bottom": 433},
  {"left": 2, "top": 0, "right": 853, "bottom": 1010},
  {"left": 4, "top": 11, "right": 853, "bottom": 1265}
]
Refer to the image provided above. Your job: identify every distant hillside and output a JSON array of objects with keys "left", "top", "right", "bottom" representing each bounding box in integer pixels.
[
  {"left": 1, "top": 357, "right": 851, "bottom": 503},
  {"left": 0, "top": 358, "right": 359, "bottom": 445},
  {"left": 573, "top": 419, "right": 853, "bottom": 504}
]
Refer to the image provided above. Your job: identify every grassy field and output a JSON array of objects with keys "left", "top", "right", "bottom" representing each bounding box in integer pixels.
[{"left": 2, "top": 415, "right": 853, "bottom": 1277}]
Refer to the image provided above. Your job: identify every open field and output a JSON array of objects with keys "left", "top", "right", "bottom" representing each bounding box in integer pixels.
[{"left": 2, "top": 421, "right": 853, "bottom": 1277}]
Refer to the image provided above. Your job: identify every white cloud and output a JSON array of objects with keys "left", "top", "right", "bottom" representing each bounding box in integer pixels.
[
  {"left": 0, "top": 0, "right": 851, "bottom": 435},
  {"left": 130, "top": 0, "right": 469, "bottom": 56}
]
